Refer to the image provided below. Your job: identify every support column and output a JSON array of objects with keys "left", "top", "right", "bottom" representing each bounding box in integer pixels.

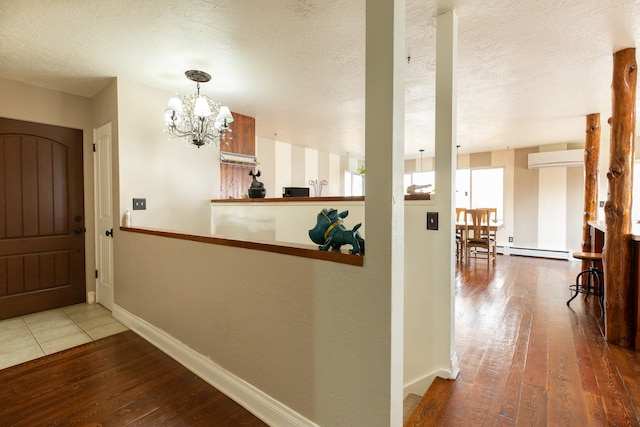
[
  {"left": 365, "top": 0, "right": 405, "bottom": 425},
  {"left": 604, "top": 48, "right": 636, "bottom": 346},
  {"left": 434, "top": 10, "right": 459, "bottom": 379},
  {"left": 581, "top": 113, "right": 600, "bottom": 275}
]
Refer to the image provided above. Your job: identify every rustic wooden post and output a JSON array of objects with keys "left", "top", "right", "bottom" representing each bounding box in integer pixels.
[
  {"left": 581, "top": 113, "right": 600, "bottom": 275},
  {"left": 604, "top": 48, "right": 636, "bottom": 346}
]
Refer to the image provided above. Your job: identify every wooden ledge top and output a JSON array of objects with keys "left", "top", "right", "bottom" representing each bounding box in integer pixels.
[
  {"left": 588, "top": 220, "right": 640, "bottom": 241},
  {"left": 212, "top": 196, "right": 365, "bottom": 203},
  {"left": 120, "top": 226, "right": 364, "bottom": 267},
  {"left": 211, "top": 194, "right": 432, "bottom": 203}
]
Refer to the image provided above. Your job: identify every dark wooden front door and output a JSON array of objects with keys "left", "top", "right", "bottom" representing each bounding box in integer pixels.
[{"left": 0, "top": 117, "right": 86, "bottom": 320}]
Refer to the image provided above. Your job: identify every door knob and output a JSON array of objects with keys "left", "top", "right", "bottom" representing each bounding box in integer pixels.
[
  {"left": 74, "top": 227, "right": 85, "bottom": 234},
  {"left": 105, "top": 228, "right": 113, "bottom": 237}
]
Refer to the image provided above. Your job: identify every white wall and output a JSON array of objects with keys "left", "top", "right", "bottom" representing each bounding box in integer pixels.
[
  {"left": 403, "top": 200, "right": 455, "bottom": 395},
  {"left": 116, "top": 79, "right": 220, "bottom": 235},
  {"left": 114, "top": 2, "right": 407, "bottom": 423},
  {"left": 115, "top": 78, "right": 395, "bottom": 424},
  {"left": 114, "top": 230, "right": 374, "bottom": 425},
  {"left": 256, "top": 135, "right": 349, "bottom": 197},
  {"left": 291, "top": 144, "right": 306, "bottom": 188},
  {"left": 539, "top": 168, "right": 568, "bottom": 249},
  {"left": 430, "top": 144, "right": 585, "bottom": 252},
  {"left": 211, "top": 200, "right": 365, "bottom": 245},
  {"left": 210, "top": 197, "right": 456, "bottom": 399},
  {"left": 512, "top": 144, "right": 583, "bottom": 252},
  {"left": 329, "top": 153, "right": 341, "bottom": 196},
  {"left": 491, "top": 149, "right": 515, "bottom": 247},
  {"left": 536, "top": 145, "right": 568, "bottom": 250},
  {"left": 405, "top": 156, "right": 435, "bottom": 173},
  {"left": 256, "top": 136, "right": 276, "bottom": 197},
  {"left": 304, "top": 147, "right": 319, "bottom": 194}
]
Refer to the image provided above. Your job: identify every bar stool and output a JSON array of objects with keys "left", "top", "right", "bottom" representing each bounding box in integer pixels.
[{"left": 567, "top": 252, "right": 604, "bottom": 312}]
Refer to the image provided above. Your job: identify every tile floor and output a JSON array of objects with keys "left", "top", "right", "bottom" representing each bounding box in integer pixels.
[{"left": 0, "top": 303, "right": 128, "bottom": 370}]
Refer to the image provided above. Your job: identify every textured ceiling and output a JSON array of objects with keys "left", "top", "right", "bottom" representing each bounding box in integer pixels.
[{"left": 1, "top": 0, "right": 639, "bottom": 159}]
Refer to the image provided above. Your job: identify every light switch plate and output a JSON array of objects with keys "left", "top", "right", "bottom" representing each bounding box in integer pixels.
[
  {"left": 133, "top": 198, "right": 146, "bottom": 210},
  {"left": 427, "top": 212, "right": 438, "bottom": 230}
]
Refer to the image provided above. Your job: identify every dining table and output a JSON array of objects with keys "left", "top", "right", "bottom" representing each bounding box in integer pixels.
[
  {"left": 456, "top": 219, "right": 504, "bottom": 262},
  {"left": 456, "top": 220, "right": 504, "bottom": 233}
]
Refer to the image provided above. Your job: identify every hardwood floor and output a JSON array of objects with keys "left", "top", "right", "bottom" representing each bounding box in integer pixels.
[
  {"left": 4, "top": 256, "right": 639, "bottom": 426},
  {"left": 406, "top": 255, "right": 640, "bottom": 426},
  {"left": 0, "top": 330, "right": 267, "bottom": 426}
]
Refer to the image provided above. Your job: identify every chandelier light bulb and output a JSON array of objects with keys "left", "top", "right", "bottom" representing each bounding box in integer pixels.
[{"left": 193, "top": 97, "right": 212, "bottom": 117}]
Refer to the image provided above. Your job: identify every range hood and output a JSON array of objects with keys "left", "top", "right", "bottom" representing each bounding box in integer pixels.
[
  {"left": 220, "top": 151, "right": 258, "bottom": 168},
  {"left": 528, "top": 149, "right": 583, "bottom": 169}
]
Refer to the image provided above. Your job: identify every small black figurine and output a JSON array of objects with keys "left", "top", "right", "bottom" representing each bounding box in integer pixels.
[{"left": 248, "top": 170, "right": 266, "bottom": 198}]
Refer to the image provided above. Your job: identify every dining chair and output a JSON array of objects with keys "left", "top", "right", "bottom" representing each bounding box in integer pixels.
[
  {"left": 487, "top": 207, "right": 497, "bottom": 222},
  {"left": 477, "top": 207, "right": 498, "bottom": 240},
  {"left": 455, "top": 208, "right": 467, "bottom": 262},
  {"left": 465, "top": 208, "right": 496, "bottom": 266},
  {"left": 487, "top": 207, "right": 498, "bottom": 240}
]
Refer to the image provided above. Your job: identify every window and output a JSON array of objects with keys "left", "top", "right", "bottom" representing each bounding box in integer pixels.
[
  {"left": 456, "top": 167, "right": 504, "bottom": 220},
  {"left": 404, "top": 171, "right": 435, "bottom": 194},
  {"left": 471, "top": 168, "right": 504, "bottom": 219},
  {"left": 344, "top": 171, "right": 364, "bottom": 196}
]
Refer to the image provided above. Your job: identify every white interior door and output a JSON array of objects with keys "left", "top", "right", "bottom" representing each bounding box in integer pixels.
[{"left": 94, "top": 122, "right": 114, "bottom": 310}]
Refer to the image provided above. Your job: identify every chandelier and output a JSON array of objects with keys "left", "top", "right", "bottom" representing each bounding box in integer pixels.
[{"left": 164, "top": 70, "right": 234, "bottom": 148}]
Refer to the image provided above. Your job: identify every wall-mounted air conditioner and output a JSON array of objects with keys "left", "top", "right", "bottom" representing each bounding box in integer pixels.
[
  {"left": 527, "top": 149, "right": 583, "bottom": 169},
  {"left": 220, "top": 151, "right": 258, "bottom": 168}
]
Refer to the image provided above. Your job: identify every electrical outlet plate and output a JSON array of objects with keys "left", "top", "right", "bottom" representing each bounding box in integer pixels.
[{"left": 133, "top": 198, "right": 146, "bottom": 210}]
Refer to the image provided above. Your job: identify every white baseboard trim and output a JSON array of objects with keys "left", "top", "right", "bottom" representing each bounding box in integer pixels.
[
  {"left": 403, "top": 352, "right": 459, "bottom": 398},
  {"left": 403, "top": 369, "right": 450, "bottom": 398},
  {"left": 112, "top": 304, "right": 318, "bottom": 427},
  {"left": 449, "top": 351, "right": 460, "bottom": 379},
  {"left": 499, "top": 246, "right": 571, "bottom": 260}
]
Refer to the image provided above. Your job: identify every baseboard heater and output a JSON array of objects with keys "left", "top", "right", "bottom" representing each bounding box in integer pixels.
[{"left": 499, "top": 246, "right": 571, "bottom": 260}]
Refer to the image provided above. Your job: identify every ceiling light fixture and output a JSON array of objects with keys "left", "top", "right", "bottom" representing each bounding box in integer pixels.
[{"left": 164, "top": 70, "right": 234, "bottom": 148}]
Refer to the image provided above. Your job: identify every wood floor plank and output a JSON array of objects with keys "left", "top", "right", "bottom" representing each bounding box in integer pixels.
[
  {"left": 432, "top": 380, "right": 471, "bottom": 426},
  {"left": 466, "top": 383, "right": 502, "bottom": 424},
  {"left": 515, "top": 383, "right": 548, "bottom": 426},
  {"left": 498, "top": 299, "right": 533, "bottom": 421},
  {"left": 0, "top": 332, "right": 156, "bottom": 405},
  {"left": 581, "top": 319, "right": 638, "bottom": 426},
  {"left": 3, "top": 342, "right": 175, "bottom": 424},
  {"left": 582, "top": 391, "right": 607, "bottom": 427},
  {"left": 0, "top": 331, "right": 267, "bottom": 426},
  {"left": 609, "top": 345, "right": 640, "bottom": 421},
  {"left": 546, "top": 317, "right": 590, "bottom": 426},
  {"left": 404, "top": 377, "right": 455, "bottom": 426},
  {"left": 406, "top": 256, "right": 640, "bottom": 426},
  {"left": 573, "top": 314, "right": 601, "bottom": 395},
  {"left": 85, "top": 368, "right": 184, "bottom": 426}
]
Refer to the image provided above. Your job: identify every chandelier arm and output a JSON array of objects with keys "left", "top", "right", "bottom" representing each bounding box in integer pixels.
[{"left": 164, "top": 70, "right": 231, "bottom": 147}]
